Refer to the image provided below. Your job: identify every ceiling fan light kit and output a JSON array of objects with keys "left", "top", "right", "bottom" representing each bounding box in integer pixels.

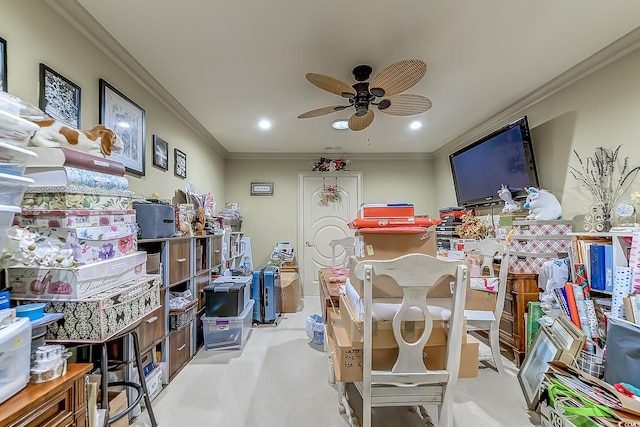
[{"left": 298, "top": 59, "right": 432, "bottom": 131}]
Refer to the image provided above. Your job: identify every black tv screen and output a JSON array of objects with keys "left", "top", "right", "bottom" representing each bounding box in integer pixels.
[{"left": 449, "top": 116, "right": 539, "bottom": 208}]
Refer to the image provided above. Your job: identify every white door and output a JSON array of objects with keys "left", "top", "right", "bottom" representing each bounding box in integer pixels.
[{"left": 298, "top": 173, "right": 361, "bottom": 296}]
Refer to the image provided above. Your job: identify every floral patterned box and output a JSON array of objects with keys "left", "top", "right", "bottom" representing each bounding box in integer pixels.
[
  {"left": 24, "top": 274, "right": 160, "bottom": 343},
  {"left": 21, "top": 186, "right": 133, "bottom": 210},
  {"left": 8, "top": 251, "right": 147, "bottom": 300},
  {"left": 31, "top": 224, "right": 139, "bottom": 265},
  {"left": 16, "top": 209, "right": 137, "bottom": 228}
]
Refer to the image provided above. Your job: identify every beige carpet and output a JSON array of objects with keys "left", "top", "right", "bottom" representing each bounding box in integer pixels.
[{"left": 132, "top": 296, "right": 541, "bottom": 427}]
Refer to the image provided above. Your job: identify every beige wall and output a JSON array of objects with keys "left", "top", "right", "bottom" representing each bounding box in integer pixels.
[
  {"left": 434, "top": 47, "right": 640, "bottom": 221},
  {"left": 0, "top": 1, "right": 225, "bottom": 202},
  {"left": 226, "top": 157, "right": 434, "bottom": 267}
]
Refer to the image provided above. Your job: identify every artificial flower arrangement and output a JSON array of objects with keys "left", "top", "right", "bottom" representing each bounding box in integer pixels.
[
  {"left": 320, "top": 185, "right": 341, "bottom": 206},
  {"left": 312, "top": 157, "right": 350, "bottom": 172},
  {"left": 1, "top": 226, "right": 75, "bottom": 268},
  {"left": 455, "top": 211, "right": 487, "bottom": 240}
]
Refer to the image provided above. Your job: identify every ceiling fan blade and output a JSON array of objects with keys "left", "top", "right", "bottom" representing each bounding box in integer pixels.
[
  {"left": 348, "top": 110, "right": 374, "bottom": 131},
  {"left": 306, "top": 73, "right": 356, "bottom": 97},
  {"left": 369, "top": 59, "right": 427, "bottom": 97},
  {"left": 378, "top": 94, "right": 432, "bottom": 116},
  {"left": 298, "top": 105, "right": 347, "bottom": 119}
]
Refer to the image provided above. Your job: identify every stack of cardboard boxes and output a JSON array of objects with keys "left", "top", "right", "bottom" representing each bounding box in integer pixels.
[{"left": 326, "top": 203, "right": 480, "bottom": 382}]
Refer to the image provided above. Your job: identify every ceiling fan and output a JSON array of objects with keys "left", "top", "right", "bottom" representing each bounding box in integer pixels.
[{"left": 298, "top": 59, "right": 432, "bottom": 131}]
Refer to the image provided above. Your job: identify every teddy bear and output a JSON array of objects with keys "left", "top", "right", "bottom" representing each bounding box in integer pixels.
[{"left": 195, "top": 208, "right": 206, "bottom": 236}]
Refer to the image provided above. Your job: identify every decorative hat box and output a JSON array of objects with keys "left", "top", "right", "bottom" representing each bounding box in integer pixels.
[
  {"left": 24, "top": 274, "right": 161, "bottom": 343},
  {"left": 16, "top": 209, "right": 137, "bottom": 228},
  {"left": 8, "top": 251, "right": 147, "bottom": 300},
  {"left": 29, "top": 224, "right": 139, "bottom": 266},
  {"left": 21, "top": 186, "right": 132, "bottom": 210},
  {"left": 508, "top": 220, "right": 573, "bottom": 274}
]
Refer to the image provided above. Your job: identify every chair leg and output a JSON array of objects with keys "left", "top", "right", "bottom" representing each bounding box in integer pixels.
[
  {"left": 132, "top": 330, "right": 158, "bottom": 427},
  {"left": 489, "top": 324, "right": 505, "bottom": 373}
]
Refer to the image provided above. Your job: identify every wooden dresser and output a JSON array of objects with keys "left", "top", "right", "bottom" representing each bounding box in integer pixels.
[
  {"left": 318, "top": 268, "right": 342, "bottom": 322},
  {"left": 499, "top": 272, "right": 539, "bottom": 366},
  {"left": 0, "top": 363, "right": 92, "bottom": 427}
]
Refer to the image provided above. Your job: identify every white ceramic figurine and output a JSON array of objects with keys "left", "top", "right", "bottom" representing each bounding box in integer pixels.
[
  {"left": 523, "top": 187, "right": 562, "bottom": 221},
  {"left": 497, "top": 184, "right": 521, "bottom": 213}
]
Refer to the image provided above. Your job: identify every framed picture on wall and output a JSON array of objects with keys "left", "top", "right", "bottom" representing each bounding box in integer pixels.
[
  {"left": 174, "top": 148, "right": 186, "bottom": 178},
  {"left": 39, "top": 63, "right": 81, "bottom": 129},
  {"left": 152, "top": 135, "right": 169, "bottom": 171},
  {"left": 99, "top": 78, "right": 146, "bottom": 176},
  {"left": 0, "top": 37, "right": 7, "bottom": 92}
]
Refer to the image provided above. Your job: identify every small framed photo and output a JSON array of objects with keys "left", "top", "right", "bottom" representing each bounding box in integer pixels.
[
  {"left": 174, "top": 148, "right": 186, "bottom": 178},
  {"left": 39, "top": 64, "right": 81, "bottom": 129},
  {"left": 550, "top": 314, "right": 586, "bottom": 363},
  {"left": 152, "top": 135, "right": 169, "bottom": 171},
  {"left": 517, "top": 325, "right": 562, "bottom": 410},
  {"left": 99, "top": 78, "right": 146, "bottom": 176},
  {"left": 0, "top": 37, "right": 6, "bottom": 92},
  {"left": 250, "top": 182, "right": 274, "bottom": 196}
]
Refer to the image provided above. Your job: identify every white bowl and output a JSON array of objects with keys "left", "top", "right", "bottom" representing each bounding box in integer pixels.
[
  {"left": 0, "top": 173, "right": 34, "bottom": 206},
  {"left": 0, "top": 141, "right": 37, "bottom": 176}
]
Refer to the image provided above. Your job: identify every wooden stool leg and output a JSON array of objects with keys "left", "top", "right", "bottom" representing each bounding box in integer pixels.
[{"left": 132, "top": 330, "right": 158, "bottom": 427}]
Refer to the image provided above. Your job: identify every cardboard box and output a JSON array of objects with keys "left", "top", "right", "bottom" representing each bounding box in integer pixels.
[
  {"left": 339, "top": 294, "right": 448, "bottom": 349},
  {"left": 354, "top": 230, "right": 436, "bottom": 260},
  {"left": 331, "top": 323, "right": 477, "bottom": 382},
  {"left": 105, "top": 390, "right": 128, "bottom": 427},
  {"left": 349, "top": 231, "right": 441, "bottom": 298},
  {"left": 280, "top": 272, "right": 299, "bottom": 313},
  {"left": 465, "top": 289, "right": 497, "bottom": 311}
]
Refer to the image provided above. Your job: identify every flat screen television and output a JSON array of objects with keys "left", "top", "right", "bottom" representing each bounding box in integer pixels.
[{"left": 449, "top": 116, "right": 539, "bottom": 208}]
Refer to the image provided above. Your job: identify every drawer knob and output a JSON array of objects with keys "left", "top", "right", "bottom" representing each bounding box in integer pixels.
[
  {"left": 176, "top": 258, "right": 186, "bottom": 263},
  {"left": 177, "top": 344, "right": 186, "bottom": 351},
  {"left": 146, "top": 316, "right": 158, "bottom": 324}
]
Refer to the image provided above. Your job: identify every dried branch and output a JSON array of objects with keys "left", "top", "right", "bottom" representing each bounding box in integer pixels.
[{"left": 569, "top": 145, "right": 640, "bottom": 217}]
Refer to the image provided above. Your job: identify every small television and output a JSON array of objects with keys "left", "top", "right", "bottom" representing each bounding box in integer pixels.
[{"left": 449, "top": 116, "right": 539, "bottom": 208}]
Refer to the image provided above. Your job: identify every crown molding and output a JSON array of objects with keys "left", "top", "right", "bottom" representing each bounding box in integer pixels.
[
  {"left": 433, "top": 26, "right": 640, "bottom": 159},
  {"left": 226, "top": 151, "right": 433, "bottom": 161},
  {"left": 44, "top": 0, "right": 229, "bottom": 158}
]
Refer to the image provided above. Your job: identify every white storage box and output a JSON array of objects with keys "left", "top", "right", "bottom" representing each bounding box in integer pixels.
[
  {"left": 31, "top": 223, "right": 139, "bottom": 266},
  {"left": 0, "top": 317, "right": 32, "bottom": 404},
  {"left": 0, "top": 172, "right": 34, "bottom": 206},
  {"left": 0, "top": 141, "right": 37, "bottom": 176},
  {"left": 202, "top": 299, "right": 254, "bottom": 351},
  {"left": 8, "top": 251, "right": 147, "bottom": 300},
  {"left": 16, "top": 209, "right": 137, "bottom": 228},
  {"left": 26, "top": 274, "right": 161, "bottom": 343}
]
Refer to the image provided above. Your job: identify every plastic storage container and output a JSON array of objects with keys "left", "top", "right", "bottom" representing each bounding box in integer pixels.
[
  {"left": 0, "top": 317, "right": 32, "bottom": 404},
  {"left": 0, "top": 141, "right": 37, "bottom": 176},
  {"left": 0, "top": 172, "right": 34, "bottom": 206},
  {"left": 15, "top": 303, "right": 45, "bottom": 321},
  {"left": 0, "top": 109, "right": 40, "bottom": 147},
  {"left": 204, "top": 276, "right": 252, "bottom": 317},
  {"left": 132, "top": 202, "right": 176, "bottom": 239},
  {"left": 202, "top": 299, "right": 253, "bottom": 350},
  {"left": 0, "top": 204, "right": 21, "bottom": 251}
]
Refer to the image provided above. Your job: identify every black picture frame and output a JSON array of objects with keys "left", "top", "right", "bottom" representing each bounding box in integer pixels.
[
  {"left": 174, "top": 148, "right": 186, "bottom": 179},
  {"left": 152, "top": 135, "right": 169, "bottom": 171},
  {"left": 0, "top": 37, "right": 7, "bottom": 92},
  {"left": 39, "top": 63, "right": 81, "bottom": 129},
  {"left": 99, "top": 78, "right": 146, "bottom": 176}
]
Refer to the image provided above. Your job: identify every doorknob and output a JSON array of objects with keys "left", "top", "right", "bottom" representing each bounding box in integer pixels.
[{"left": 305, "top": 241, "right": 314, "bottom": 247}]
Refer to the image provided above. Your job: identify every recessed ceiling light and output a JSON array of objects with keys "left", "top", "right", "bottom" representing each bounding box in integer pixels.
[
  {"left": 409, "top": 121, "right": 422, "bottom": 130},
  {"left": 331, "top": 120, "right": 349, "bottom": 130},
  {"left": 258, "top": 119, "right": 271, "bottom": 129}
]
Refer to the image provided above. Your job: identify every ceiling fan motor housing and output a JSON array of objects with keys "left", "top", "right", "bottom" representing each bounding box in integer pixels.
[{"left": 352, "top": 82, "right": 375, "bottom": 116}]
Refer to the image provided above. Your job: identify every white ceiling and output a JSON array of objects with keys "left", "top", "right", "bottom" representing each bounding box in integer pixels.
[{"left": 59, "top": 0, "right": 640, "bottom": 156}]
